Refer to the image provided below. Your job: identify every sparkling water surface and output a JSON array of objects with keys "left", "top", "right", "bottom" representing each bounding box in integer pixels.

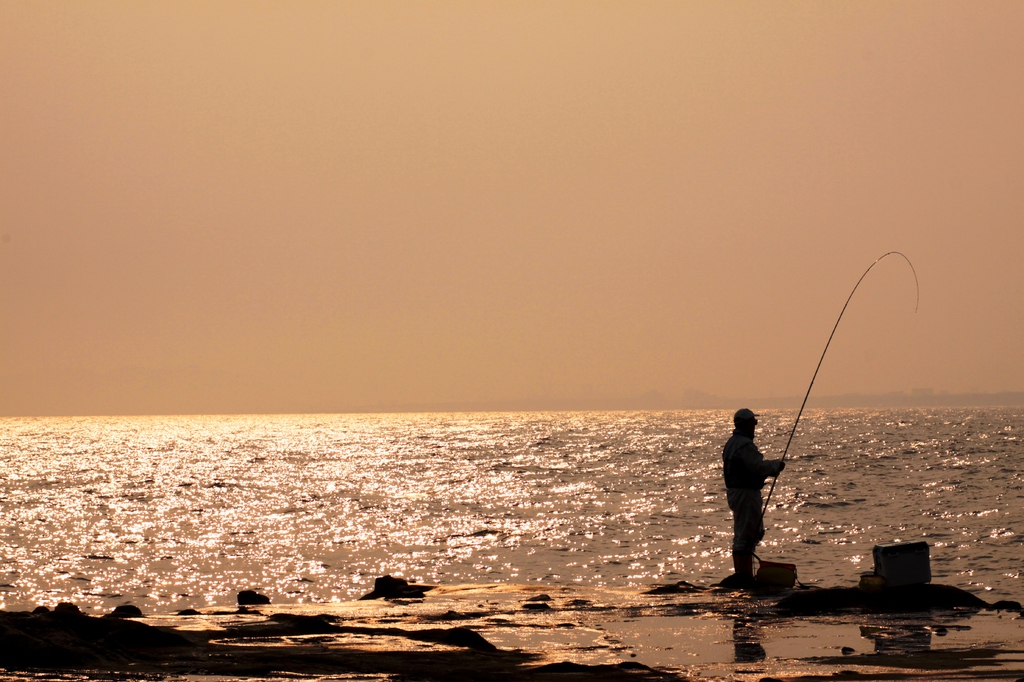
[{"left": 0, "top": 409, "right": 1019, "bottom": 613}]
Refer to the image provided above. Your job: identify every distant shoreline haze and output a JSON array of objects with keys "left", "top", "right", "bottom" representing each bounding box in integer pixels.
[
  {"left": 3, "top": 391, "right": 1022, "bottom": 419},
  {"left": 356, "top": 391, "right": 1024, "bottom": 415}
]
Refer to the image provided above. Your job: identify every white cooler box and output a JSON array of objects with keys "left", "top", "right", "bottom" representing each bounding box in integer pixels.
[{"left": 872, "top": 541, "right": 931, "bottom": 587}]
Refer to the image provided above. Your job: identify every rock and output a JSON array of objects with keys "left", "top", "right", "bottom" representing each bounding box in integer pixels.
[
  {"left": 39, "top": 609, "right": 192, "bottom": 649},
  {"left": 531, "top": 660, "right": 652, "bottom": 673},
  {"left": 176, "top": 609, "right": 201, "bottom": 616},
  {"left": 716, "top": 573, "right": 759, "bottom": 590},
  {"left": 358, "top": 575, "right": 434, "bottom": 600},
  {"left": 645, "top": 580, "right": 704, "bottom": 594},
  {"left": 522, "top": 602, "right": 552, "bottom": 610},
  {"left": 841, "top": 646, "right": 855, "bottom": 655},
  {"left": 267, "top": 613, "right": 340, "bottom": 634},
  {"left": 533, "top": 661, "right": 599, "bottom": 673},
  {"left": 0, "top": 617, "right": 98, "bottom": 668},
  {"left": 433, "top": 627, "right": 497, "bottom": 651},
  {"left": 989, "top": 600, "right": 1022, "bottom": 611},
  {"left": 776, "top": 583, "right": 990, "bottom": 615},
  {"left": 0, "top": 608, "right": 192, "bottom": 669},
  {"left": 617, "top": 661, "right": 651, "bottom": 670},
  {"left": 54, "top": 602, "right": 81, "bottom": 614},
  {"left": 525, "top": 593, "right": 551, "bottom": 601},
  {"left": 31, "top": 606, "right": 49, "bottom": 614},
  {"left": 219, "top": 617, "right": 496, "bottom": 653},
  {"left": 106, "top": 604, "right": 143, "bottom": 618},
  {"left": 237, "top": 590, "right": 271, "bottom": 605},
  {"left": 222, "top": 613, "right": 341, "bottom": 638}
]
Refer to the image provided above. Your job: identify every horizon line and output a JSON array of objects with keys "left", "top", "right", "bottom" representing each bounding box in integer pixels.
[{"left": 2, "top": 390, "right": 1023, "bottom": 419}]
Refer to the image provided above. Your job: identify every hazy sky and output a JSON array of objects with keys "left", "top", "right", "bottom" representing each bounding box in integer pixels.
[{"left": 2, "top": 2, "right": 1022, "bottom": 416}]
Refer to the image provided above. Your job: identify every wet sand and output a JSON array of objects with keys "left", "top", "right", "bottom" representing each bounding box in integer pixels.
[{"left": 2, "top": 580, "right": 1022, "bottom": 681}]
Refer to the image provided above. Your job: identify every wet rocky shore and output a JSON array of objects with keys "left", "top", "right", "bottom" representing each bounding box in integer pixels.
[{"left": 1, "top": 577, "right": 1021, "bottom": 681}]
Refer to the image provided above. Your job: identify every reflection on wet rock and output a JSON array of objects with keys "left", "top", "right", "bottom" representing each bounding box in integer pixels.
[
  {"left": 860, "top": 624, "right": 932, "bottom": 654},
  {"left": 732, "top": 618, "right": 766, "bottom": 663}
]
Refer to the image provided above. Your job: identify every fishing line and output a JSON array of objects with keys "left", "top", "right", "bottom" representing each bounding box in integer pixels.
[{"left": 759, "top": 251, "right": 919, "bottom": 524}]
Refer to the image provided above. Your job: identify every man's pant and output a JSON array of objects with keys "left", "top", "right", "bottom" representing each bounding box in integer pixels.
[{"left": 726, "top": 487, "right": 764, "bottom": 556}]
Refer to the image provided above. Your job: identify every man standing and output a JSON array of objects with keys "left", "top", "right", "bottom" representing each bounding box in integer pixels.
[{"left": 723, "top": 408, "right": 785, "bottom": 582}]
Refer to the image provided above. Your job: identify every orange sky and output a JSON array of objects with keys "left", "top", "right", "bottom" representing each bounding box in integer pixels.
[{"left": 2, "top": 2, "right": 1022, "bottom": 416}]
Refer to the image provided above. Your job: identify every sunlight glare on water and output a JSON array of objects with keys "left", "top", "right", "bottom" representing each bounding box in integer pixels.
[{"left": 0, "top": 409, "right": 1019, "bottom": 613}]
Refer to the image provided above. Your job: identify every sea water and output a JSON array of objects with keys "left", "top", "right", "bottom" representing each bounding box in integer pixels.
[{"left": 0, "top": 409, "right": 1019, "bottom": 613}]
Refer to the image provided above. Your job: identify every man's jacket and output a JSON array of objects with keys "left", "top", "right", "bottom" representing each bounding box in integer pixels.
[{"left": 722, "top": 429, "right": 783, "bottom": 490}]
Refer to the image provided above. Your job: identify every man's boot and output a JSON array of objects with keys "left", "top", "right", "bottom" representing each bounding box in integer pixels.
[{"left": 733, "top": 553, "right": 756, "bottom": 585}]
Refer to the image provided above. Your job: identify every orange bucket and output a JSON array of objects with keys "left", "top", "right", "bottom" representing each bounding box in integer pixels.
[{"left": 755, "top": 560, "right": 797, "bottom": 587}]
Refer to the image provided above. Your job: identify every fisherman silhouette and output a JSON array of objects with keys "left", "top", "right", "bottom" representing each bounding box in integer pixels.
[{"left": 722, "top": 408, "right": 784, "bottom": 585}]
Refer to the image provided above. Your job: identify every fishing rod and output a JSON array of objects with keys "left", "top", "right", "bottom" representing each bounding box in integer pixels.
[{"left": 759, "top": 251, "right": 919, "bottom": 523}]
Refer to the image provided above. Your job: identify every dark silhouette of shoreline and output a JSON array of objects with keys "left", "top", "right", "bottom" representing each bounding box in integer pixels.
[{"left": 353, "top": 391, "right": 1024, "bottom": 415}]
